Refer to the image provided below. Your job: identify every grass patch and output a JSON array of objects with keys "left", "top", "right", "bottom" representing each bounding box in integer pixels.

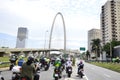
[
  {"left": 0, "top": 63, "right": 10, "bottom": 68},
  {"left": 0, "top": 57, "right": 10, "bottom": 68},
  {"left": 90, "top": 62, "right": 120, "bottom": 73},
  {"left": 0, "top": 57, "right": 10, "bottom": 62},
  {"left": 0, "top": 57, "right": 28, "bottom": 68}
]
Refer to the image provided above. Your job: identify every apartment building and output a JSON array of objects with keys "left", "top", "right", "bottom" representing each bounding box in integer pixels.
[
  {"left": 88, "top": 29, "right": 102, "bottom": 55},
  {"left": 101, "top": 0, "right": 120, "bottom": 45}
]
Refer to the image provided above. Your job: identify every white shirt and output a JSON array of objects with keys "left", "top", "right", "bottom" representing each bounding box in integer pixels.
[{"left": 66, "top": 60, "right": 72, "bottom": 67}]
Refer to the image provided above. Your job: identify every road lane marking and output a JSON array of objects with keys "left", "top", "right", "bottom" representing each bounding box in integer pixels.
[
  {"left": 64, "top": 78, "right": 76, "bottom": 80},
  {"left": 84, "top": 73, "right": 89, "bottom": 80},
  {"left": 104, "top": 74, "right": 111, "bottom": 78},
  {"left": 91, "top": 68, "right": 94, "bottom": 69}
]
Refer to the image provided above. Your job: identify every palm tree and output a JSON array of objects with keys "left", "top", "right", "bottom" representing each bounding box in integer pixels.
[
  {"left": 103, "top": 40, "right": 120, "bottom": 58},
  {"left": 86, "top": 50, "right": 90, "bottom": 60},
  {"left": 91, "top": 39, "right": 101, "bottom": 60}
]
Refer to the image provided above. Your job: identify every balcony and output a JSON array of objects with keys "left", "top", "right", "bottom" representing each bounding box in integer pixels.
[
  {"left": 111, "top": 12, "right": 115, "bottom": 15},
  {"left": 112, "top": 30, "right": 116, "bottom": 33},
  {"left": 111, "top": 0, "right": 115, "bottom": 4},
  {"left": 111, "top": 15, "right": 115, "bottom": 18},
  {"left": 112, "top": 37, "right": 115, "bottom": 40}
]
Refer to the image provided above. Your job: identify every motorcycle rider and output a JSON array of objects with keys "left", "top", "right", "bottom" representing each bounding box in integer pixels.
[
  {"left": 9, "top": 54, "right": 18, "bottom": 64},
  {"left": 20, "top": 56, "right": 39, "bottom": 80},
  {"left": 65, "top": 58, "right": 72, "bottom": 73},
  {"left": 46, "top": 58, "right": 50, "bottom": 67},
  {"left": 61, "top": 58, "right": 65, "bottom": 65},
  {"left": 9, "top": 54, "right": 18, "bottom": 70},
  {"left": 60, "top": 58, "right": 65, "bottom": 71},
  {"left": 39, "top": 57, "right": 45, "bottom": 68},
  {"left": 17, "top": 55, "right": 25, "bottom": 67},
  {"left": 77, "top": 60, "right": 84, "bottom": 75},
  {"left": 53, "top": 58, "right": 62, "bottom": 78},
  {"left": 54, "top": 58, "right": 61, "bottom": 69}
]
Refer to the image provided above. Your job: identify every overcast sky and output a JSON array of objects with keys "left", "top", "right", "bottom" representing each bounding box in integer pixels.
[{"left": 0, "top": 0, "right": 108, "bottom": 50}]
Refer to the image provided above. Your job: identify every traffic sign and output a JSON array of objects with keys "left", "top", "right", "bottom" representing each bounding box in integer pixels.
[{"left": 80, "top": 47, "right": 85, "bottom": 51}]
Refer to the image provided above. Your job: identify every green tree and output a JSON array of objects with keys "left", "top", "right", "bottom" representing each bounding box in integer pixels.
[
  {"left": 91, "top": 38, "right": 101, "bottom": 60},
  {"left": 86, "top": 50, "right": 90, "bottom": 60},
  {"left": 103, "top": 40, "right": 120, "bottom": 58}
]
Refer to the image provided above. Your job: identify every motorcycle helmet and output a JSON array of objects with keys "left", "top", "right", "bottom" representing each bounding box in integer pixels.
[
  {"left": 27, "top": 56, "right": 34, "bottom": 62},
  {"left": 80, "top": 60, "right": 83, "bottom": 64},
  {"left": 19, "top": 55, "right": 24, "bottom": 59},
  {"left": 56, "top": 58, "right": 60, "bottom": 61}
]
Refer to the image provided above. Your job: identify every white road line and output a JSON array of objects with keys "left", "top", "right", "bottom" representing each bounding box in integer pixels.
[
  {"left": 91, "top": 68, "right": 95, "bottom": 69},
  {"left": 84, "top": 74, "right": 89, "bottom": 80},
  {"left": 104, "top": 74, "right": 111, "bottom": 78},
  {"left": 84, "top": 76, "right": 89, "bottom": 80},
  {"left": 64, "top": 78, "right": 76, "bottom": 80}
]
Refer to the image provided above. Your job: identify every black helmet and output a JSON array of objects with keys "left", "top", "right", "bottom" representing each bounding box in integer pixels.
[{"left": 28, "top": 56, "right": 34, "bottom": 62}]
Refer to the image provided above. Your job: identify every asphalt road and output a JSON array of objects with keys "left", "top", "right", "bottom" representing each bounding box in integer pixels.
[
  {"left": 84, "top": 62, "right": 120, "bottom": 80},
  {"left": 0, "top": 64, "right": 87, "bottom": 80},
  {"left": 1, "top": 60, "right": 120, "bottom": 80}
]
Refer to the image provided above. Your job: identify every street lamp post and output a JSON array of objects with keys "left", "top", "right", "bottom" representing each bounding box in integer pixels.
[
  {"left": 110, "top": 40, "right": 112, "bottom": 61},
  {"left": 44, "top": 30, "right": 48, "bottom": 49},
  {"left": 100, "top": 43, "right": 102, "bottom": 61}
]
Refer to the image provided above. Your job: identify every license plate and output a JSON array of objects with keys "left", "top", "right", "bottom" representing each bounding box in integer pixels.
[
  {"left": 12, "top": 74, "right": 16, "bottom": 77},
  {"left": 21, "top": 78, "right": 26, "bottom": 80},
  {"left": 55, "top": 74, "right": 59, "bottom": 77}
]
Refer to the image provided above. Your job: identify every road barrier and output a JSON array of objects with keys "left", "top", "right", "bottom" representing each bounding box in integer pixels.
[
  {"left": 0, "top": 61, "right": 10, "bottom": 65},
  {"left": 0, "top": 61, "right": 10, "bottom": 69}
]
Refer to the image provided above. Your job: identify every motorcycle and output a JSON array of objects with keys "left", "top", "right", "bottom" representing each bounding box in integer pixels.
[
  {"left": 0, "top": 71, "right": 4, "bottom": 80},
  {"left": 11, "top": 66, "right": 21, "bottom": 80},
  {"left": 21, "top": 76, "right": 30, "bottom": 80},
  {"left": 35, "top": 62, "right": 41, "bottom": 72},
  {"left": 60, "top": 64, "right": 65, "bottom": 72},
  {"left": 11, "top": 62, "right": 40, "bottom": 80},
  {"left": 66, "top": 66, "right": 72, "bottom": 78},
  {"left": 10, "top": 62, "right": 15, "bottom": 70},
  {"left": 9, "top": 54, "right": 18, "bottom": 70},
  {"left": 51, "top": 58, "right": 55, "bottom": 65},
  {"left": 20, "top": 71, "right": 40, "bottom": 80},
  {"left": 78, "top": 69, "right": 84, "bottom": 78},
  {"left": 43, "top": 62, "right": 49, "bottom": 71},
  {"left": 53, "top": 67, "right": 61, "bottom": 80}
]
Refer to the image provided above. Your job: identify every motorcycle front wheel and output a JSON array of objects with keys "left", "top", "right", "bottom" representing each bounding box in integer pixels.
[
  {"left": 55, "top": 77, "right": 58, "bottom": 80},
  {"left": 1, "top": 77, "right": 4, "bottom": 80}
]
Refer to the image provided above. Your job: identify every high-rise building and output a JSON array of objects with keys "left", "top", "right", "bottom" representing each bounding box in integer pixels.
[
  {"left": 101, "top": 0, "right": 120, "bottom": 45},
  {"left": 88, "top": 29, "right": 102, "bottom": 54},
  {"left": 16, "top": 27, "right": 28, "bottom": 48}
]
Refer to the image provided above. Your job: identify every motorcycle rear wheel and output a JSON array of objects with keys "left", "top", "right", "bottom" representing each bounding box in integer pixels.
[
  {"left": 68, "top": 73, "right": 71, "bottom": 77},
  {"left": 1, "top": 77, "right": 4, "bottom": 80}
]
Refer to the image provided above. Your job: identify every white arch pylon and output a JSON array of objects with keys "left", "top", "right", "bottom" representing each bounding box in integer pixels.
[{"left": 48, "top": 12, "right": 66, "bottom": 56}]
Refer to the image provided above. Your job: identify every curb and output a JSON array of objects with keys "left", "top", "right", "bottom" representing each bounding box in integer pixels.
[{"left": 0, "top": 67, "right": 9, "bottom": 71}]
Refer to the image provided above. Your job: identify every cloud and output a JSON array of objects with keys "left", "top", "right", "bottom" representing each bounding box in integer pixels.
[{"left": 0, "top": 0, "right": 108, "bottom": 49}]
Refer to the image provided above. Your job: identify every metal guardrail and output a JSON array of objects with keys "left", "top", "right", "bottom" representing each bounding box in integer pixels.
[
  {"left": 0, "top": 61, "right": 10, "bottom": 65},
  {"left": 0, "top": 62, "right": 10, "bottom": 71}
]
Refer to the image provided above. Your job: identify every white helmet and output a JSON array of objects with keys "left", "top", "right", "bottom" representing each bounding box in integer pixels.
[
  {"left": 56, "top": 58, "right": 60, "bottom": 61},
  {"left": 67, "top": 57, "right": 71, "bottom": 61}
]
